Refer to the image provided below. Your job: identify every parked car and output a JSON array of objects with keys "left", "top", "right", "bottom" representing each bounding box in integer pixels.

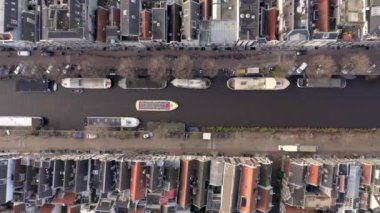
[
  {"left": 17, "top": 51, "right": 30, "bottom": 56},
  {"left": 86, "top": 133, "right": 97, "bottom": 139},
  {"left": 13, "top": 64, "right": 24, "bottom": 75},
  {"left": 41, "top": 51, "right": 54, "bottom": 56},
  {"left": 0, "top": 65, "right": 11, "bottom": 79},
  {"left": 295, "top": 62, "right": 308, "bottom": 74},
  {"left": 143, "top": 132, "right": 153, "bottom": 139},
  {"left": 296, "top": 50, "right": 306, "bottom": 56},
  {"left": 72, "top": 132, "right": 84, "bottom": 139}
]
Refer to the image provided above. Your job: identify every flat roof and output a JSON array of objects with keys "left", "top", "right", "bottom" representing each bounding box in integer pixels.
[
  {"left": 220, "top": 162, "right": 239, "bottom": 212},
  {"left": 152, "top": 8, "right": 166, "bottom": 41},
  {"left": 239, "top": 0, "right": 260, "bottom": 40},
  {"left": 209, "top": 159, "right": 224, "bottom": 186},
  {"left": 120, "top": 0, "right": 140, "bottom": 37}
]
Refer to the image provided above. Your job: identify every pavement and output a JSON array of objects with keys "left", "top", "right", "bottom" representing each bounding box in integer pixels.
[{"left": 2, "top": 129, "right": 380, "bottom": 155}]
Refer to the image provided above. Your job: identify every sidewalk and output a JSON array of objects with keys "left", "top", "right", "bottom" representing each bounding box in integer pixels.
[{"left": 0, "top": 129, "right": 379, "bottom": 155}]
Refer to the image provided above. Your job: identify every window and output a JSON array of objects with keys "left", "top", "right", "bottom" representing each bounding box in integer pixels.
[{"left": 240, "top": 196, "right": 247, "bottom": 207}]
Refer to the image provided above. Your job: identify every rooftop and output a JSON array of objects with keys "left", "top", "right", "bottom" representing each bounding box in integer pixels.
[{"left": 238, "top": 0, "right": 260, "bottom": 40}]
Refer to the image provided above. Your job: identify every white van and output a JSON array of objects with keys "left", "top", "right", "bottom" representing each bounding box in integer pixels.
[
  {"left": 295, "top": 62, "right": 308, "bottom": 74},
  {"left": 17, "top": 51, "right": 31, "bottom": 56}
]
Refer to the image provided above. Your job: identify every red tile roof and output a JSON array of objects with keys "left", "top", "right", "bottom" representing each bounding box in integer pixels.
[
  {"left": 68, "top": 205, "right": 81, "bottom": 213},
  {"left": 109, "top": 7, "right": 120, "bottom": 29},
  {"left": 51, "top": 192, "right": 77, "bottom": 206},
  {"left": 361, "top": 163, "right": 372, "bottom": 186},
  {"left": 201, "top": 0, "right": 212, "bottom": 20},
  {"left": 308, "top": 164, "right": 320, "bottom": 186},
  {"left": 140, "top": 10, "right": 152, "bottom": 40},
  {"left": 96, "top": 7, "right": 109, "bottom": 43},
  {"left": 360, "top": 192, "right": 369, "bottom": 210},
  {"left": 178, "top": 159, "right": 191, "bottom": 209},
  {"left": 238, "top": 165, "right": 259, "bottom": 213},
  {"left": 285, "top": 205, "right": 312, "bottom": 213},
  {"left": 256, "top": 186, "right": 273, "bottom": 213},
  {"left": 316, "top": 0, "right": 329, "bottom": 32},
  {"left": 39, "top": 204, "right": 55, "bottom": 213},
  {"left": 130, "top": 161, "right": 147, "bottom": 201},
  {"left": 338, "top": 175, "right": 346, "bottom": 193},
  {"left": 266, "top": 8, "right": 277, "bottom": 41}
]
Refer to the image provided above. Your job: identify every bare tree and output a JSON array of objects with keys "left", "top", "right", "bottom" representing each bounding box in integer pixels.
[
  {"left": 306, "top": 54, "right": 337, "bottom": 79},
  {"left": 172, "top": 55, "right": 193, "bottom": 79},
  {"left": 278, "top": 58, "right": 296, "bottom": 74},
  {"left": 349, "top": 52, "right": 370, "bottom": 75},
  {"left": 147, "top": 56, "right": 168, "bottom": 82},
  {"left": 79, "top": 57, "right": 107, "bottom": 78},
  {"left": 118, "top": 58, "right": 137, "bottom": 79},
  {"left": 201, "top": 59, "right": 219, "bottom": 78}
]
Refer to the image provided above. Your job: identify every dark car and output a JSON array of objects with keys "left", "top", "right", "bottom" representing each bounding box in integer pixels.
[
  {"left": 296, "top": 50, "right": 307, "bottom": 56},
  {"left": 72, "top": 132, "right": 84, "bottom": 139},
  {"left": 41, "top": 51, "right": 54, "bottom": 56},
  {"left": 0, "top": 65, "right": 11, "bottom": 79}
]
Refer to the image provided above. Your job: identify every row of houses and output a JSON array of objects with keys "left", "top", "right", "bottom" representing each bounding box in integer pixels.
[
  {"left": 0, "top": 153, "right": 273, "bottom": 213},
  {"left": 1, "top": 0, "right": 380, "bottom": 45},
  {"left": 93, "top": 0, "right": 279, "bottom": 44},
  {"left": 281, "top": 156, "right": 380, "bottom": 213}
]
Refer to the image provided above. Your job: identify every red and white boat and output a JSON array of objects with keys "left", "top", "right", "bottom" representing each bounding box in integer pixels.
[{"left": 135, "top": 100, "right": 179, "bottom": 111}]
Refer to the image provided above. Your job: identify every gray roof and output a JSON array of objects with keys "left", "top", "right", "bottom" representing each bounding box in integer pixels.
[
  {"left": 285, "top": 185, "right": 305, "bottom": 207},
  {"left": 37, "top": 165, "right": 53, "bottom": 199},
  {"left": 286, "top": 29, "right": 310, "bottom": 40},
  {"left": 321, "top": 163, "right": 335, "bottom": 189},
  {"left": 42, "top": 0, "right": 87, "bottom": 40},
  {"left": 182, "top": 0, "right": 200, "bottom": 40},
  {"left": 21, "top": 11, "right": 40, "bottom": 42},
  {"left": 100, "top": 160, "right": 116, "bottom": 193},
  {"left": 209, "top": 159, "right": 224, "bottom": 186},
  {"left": 147, "top": 161, "right": 162, "bottom": 192},
  {"left": 220, "top": 0, "right": 237, "bottom": 20},
  {"left": 369, "top": 1, "right": 380, "bottom": 35},
  {"left": 52, "top": 160, "right": 64, "bottom": 188},
  {"left": 152, "top": 8, "right": 167, "bottom": 41},
  {"left": 163, "top": 160, "right": 180, "bottom": 191},
  {"left": 199, "top": 20, "right": 237, "bottom": 44},
  {"left": 259, "top": 162, "right": 272, "bottom": 187},
  {"left": 288, "top": 162, "right": 307, "bottom": 187},
  {"left": 120, "top": 0, "right": 141, "bottom": 38},
  {"left": 239, "top": 0, "right": 260, "bottom": 40},
  {"left": 117, "top": 161, "right": 130, "bottom": 191},
  {"left": 63, "top": 160, "right": 75, "bottom": 191},
  {"left": 346, "top": 165, "right": 361, "bottom": 201},
  {"left": 95, "top": 198, "right": 115, "bottom": 212},
  {"left": 206, "top": 188, "right": 221, "bottom": 211},
  {"left": 25, "top": 166, "right": 38, "bottom": 194},
  {"left": 75, "top": 159, "right": 89, "bottom": 193},
  {"left": 167, "top": 3, "right": 182, "bottom": 42},
  {"left": 0, "top": 184, "right": 6, "bottom": 204},
  {"left": 193, "top": 159, "right": 211, "bottom": 209},
  {"left": 1, "top": 0, "right": 18, "bottom": 33},
  {"left": 374, "top": 164, "right": 380, "bottom": 186},
  {"left": 312, "top": 32, "right": 339, "bottom": 40},
  {"left": 0, "top": 160, "right": 8, "bottom": 179},
  {"left": 146, "top": 193, "right": 161, "bottom": 210},
  {"left": 220, "top": 162, "right": 240, "bottom": 213},
  {"left": 69, "top": 0, "right": 84, "bottom": 29}
]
